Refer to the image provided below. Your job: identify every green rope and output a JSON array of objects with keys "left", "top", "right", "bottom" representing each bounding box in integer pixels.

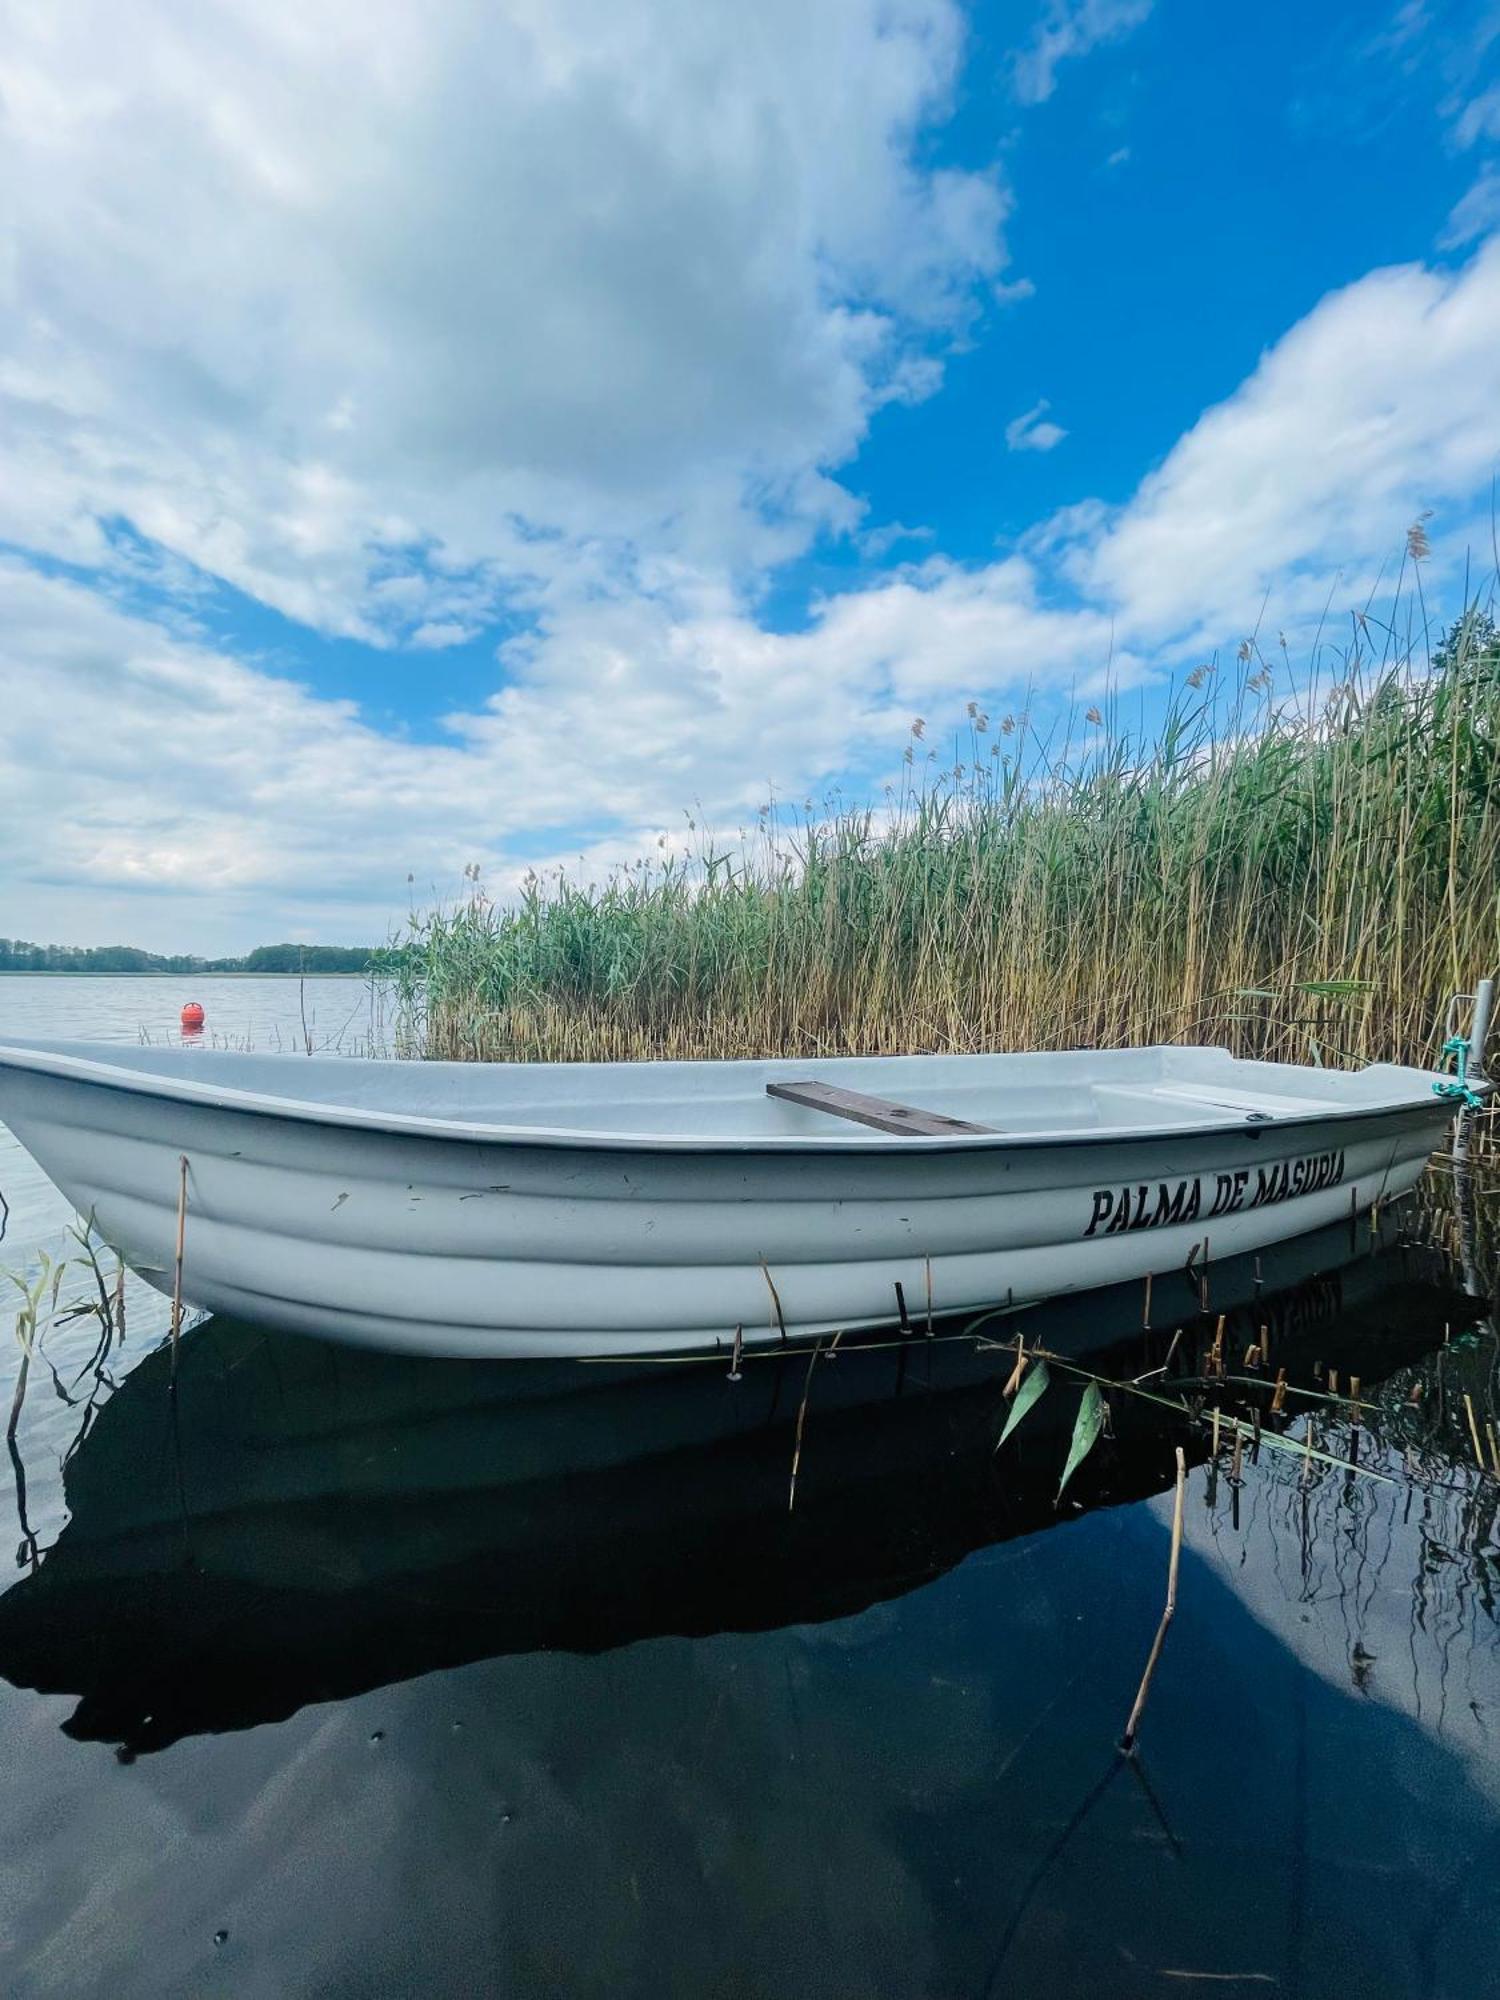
[{"left": 1434, "top": 1033, "right": 1486, "bottom": 1111}]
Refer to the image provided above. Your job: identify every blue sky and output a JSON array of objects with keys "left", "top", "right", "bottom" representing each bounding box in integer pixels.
[{"left": 2, "top": 0, "right": 1499, "bottom": 951}]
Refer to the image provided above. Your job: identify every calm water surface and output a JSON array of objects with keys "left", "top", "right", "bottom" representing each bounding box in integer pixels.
[{"left": 0, "top": 977, "right": 1498, "bottom": 1998}]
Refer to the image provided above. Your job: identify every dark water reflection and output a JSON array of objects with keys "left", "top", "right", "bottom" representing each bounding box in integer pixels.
[{"left": 0, "top": 1179, "right": 1498, "bottom": 1997}]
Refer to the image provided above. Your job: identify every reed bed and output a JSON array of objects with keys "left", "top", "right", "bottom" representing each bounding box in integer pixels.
[{"left": 382, "top": 606, "right": 1500, "bottom": 1072}]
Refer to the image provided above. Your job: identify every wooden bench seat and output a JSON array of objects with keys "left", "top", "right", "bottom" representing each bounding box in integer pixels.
[{"left": 766, "top": 1079, "right": 997, "bottom": 1136}]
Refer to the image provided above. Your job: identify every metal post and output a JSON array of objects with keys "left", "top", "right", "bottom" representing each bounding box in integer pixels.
[
  {"left": 1453, "top": 974, "right": 1494, "bottom": 1181},
  {"left": 1468, "top": 977, "right": 1494, "bottom": 1082}
]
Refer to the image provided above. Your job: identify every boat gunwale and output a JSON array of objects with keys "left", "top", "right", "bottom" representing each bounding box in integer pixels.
[{"left": 0, "top": 1039, "right": 1461, "bottom": 1157}]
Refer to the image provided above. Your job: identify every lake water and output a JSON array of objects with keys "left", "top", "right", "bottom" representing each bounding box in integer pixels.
[{"left": 0, "top": 976, "right": 1498, "bottom": 1997}]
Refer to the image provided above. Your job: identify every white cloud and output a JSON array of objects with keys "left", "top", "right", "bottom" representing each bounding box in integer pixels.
[
  {"left": 1442, "top": 167, "right": 1500, "bottom": 246},
  {"left": 1005, "top": 401, "right": 1068, "bottom": 452},
  {"left": 0, "top": 0, "right": 1010, "bottom": 643},
  {"left": 857, "top": 521, "right": 936, "bottom": 559},
  {"left": 0, "top": 550, "right": 1123, "bottom": 950},
  {"left": 1078, "top": 237, "right": 1500, "bottom": 640},
  {"left": 1012, "top": 0, "right": 1153, "bottom": 107},
  {"left": 1454, "top": 81, "right": 1500, "bottom": 146}
]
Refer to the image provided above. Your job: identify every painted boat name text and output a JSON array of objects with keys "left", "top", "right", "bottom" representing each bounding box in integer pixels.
[{"left": 1084, "top": 1148, "right": 1347, "bottom": 1238}]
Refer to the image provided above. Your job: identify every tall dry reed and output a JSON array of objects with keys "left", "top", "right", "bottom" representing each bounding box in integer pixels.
[{"left": 382, "top": 605, "right": 1500, "bottom": 1071}]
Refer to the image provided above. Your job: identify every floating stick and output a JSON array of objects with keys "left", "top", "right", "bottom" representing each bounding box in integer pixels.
[
  {"left": 1003, "top": 1334, "right": 1028, "bottom": 1399},
  {"left": 894, "top": 1280, "right": 912, "bottom": 1335},
  {"left": 1464, "top": 1393, "right": 1486, "bottom": 1472},
  {"left": 1271, "top": 1367, "right": 1287, "bottom": 1413},
  {"left": 1121, "top": 1446, "right": 1186, "bottom": 1753},
  {"left": 1230, "top": 1425, "right": 1243, "bottom": 1530},
  {"left": 727, "top": 1322, "right": 743, "bottom": 1383},
  {"left": 924, "top": 1257, "right": 934, "bottom": 1337},
  {"left": 169, "top": 1155, "right": 188, "bottom": 1377},
  {"left": 761, "top": 1261, "right": 789, "bottom": 1345},
  {"left": 1142, "top": 1272, "right": 1153, "bottom": 1331},
  {"left": 787, "top": 1338, "right": 827, "bottom": 1513}
]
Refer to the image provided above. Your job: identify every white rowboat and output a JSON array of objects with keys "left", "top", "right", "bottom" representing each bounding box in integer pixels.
[{"left": 0, "top": 1022, "right": 1489, "bottom": 1359}]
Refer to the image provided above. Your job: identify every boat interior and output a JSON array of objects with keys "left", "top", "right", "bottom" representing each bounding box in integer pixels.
[{"left": 0, "top": 1038, "right": 1439, "bottom": 1140}]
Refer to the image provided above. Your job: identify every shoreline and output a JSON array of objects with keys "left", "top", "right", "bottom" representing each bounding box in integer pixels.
[{"left": 0, "top": 970, "right": 375, "bottom": 979}]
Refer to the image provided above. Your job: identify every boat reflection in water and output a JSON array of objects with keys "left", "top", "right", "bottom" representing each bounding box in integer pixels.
[{"left": 0, "top": 1206, "right": 1478, "bottom": 1757}]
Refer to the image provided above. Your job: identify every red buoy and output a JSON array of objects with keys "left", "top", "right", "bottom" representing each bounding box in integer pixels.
[{"left": 180, "top": 1001, "right": 205, "bottom": 1034}]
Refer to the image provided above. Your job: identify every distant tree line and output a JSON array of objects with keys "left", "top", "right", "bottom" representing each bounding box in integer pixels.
[{"left": 0, "top": 940, "right": 377, "bottom": 974}]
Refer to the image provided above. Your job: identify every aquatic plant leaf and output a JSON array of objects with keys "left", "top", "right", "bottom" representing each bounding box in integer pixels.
[
  {"left": 996, "top": 1359, "right": 1050, "bottom": 1449},
  {"left": 1089, "top": 1376, "right": 1399, "bottom": 1486},
  {"left": 1295, "top": 979, "right": 1375, "bottom": 998},
  {"left": 1235, "top": 1416, "right": 1397, "bottom": 1483},
  {"left": 1056, "top": 1380, "right": 1105, "bottom": 1503}
]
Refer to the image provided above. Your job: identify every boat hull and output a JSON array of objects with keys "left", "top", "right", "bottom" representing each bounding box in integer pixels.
[{"left": 0, "top": 1056, "right": 1456, "bottom": 1356}]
